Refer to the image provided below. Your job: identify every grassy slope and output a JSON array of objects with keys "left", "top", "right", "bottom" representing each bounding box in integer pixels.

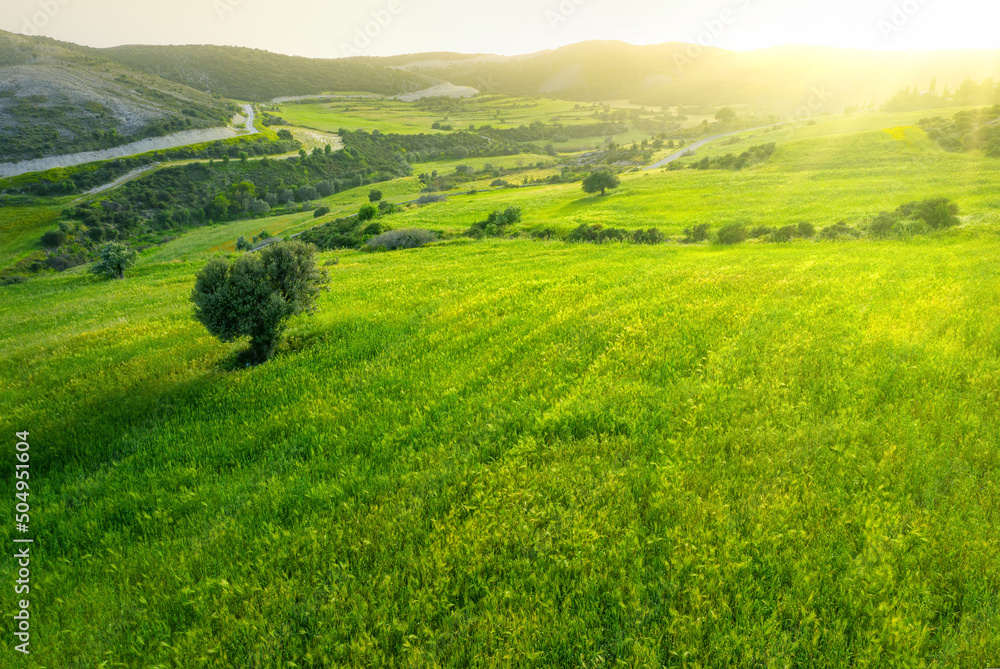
[
  {"left": 277, "top": 97, "right": 627, "bottom": 135},
  {"left": 3, "top": 234, "right": 1000, "bottom": 666},
  {"left": 3, "top": 105, "right": 1000, "bottom": 666},
  {"left": 0, "top": 204, "right": 64, "bottom": 269},
  {"left": 16, "top": 107, "right": 988, "bottom": 273},
  {"left": 381, "top": 114, "right": 1000, "bottom": 235},
  {"left": 181, "top": 109, "right": 1000, "bottom": 254}
]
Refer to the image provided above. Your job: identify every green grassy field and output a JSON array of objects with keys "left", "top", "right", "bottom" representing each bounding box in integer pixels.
[
  {"left": 362, "top": 121, "right": 1000, "bottom": 237},
  {"left": 3, "top": 232, "right": 1000, "bottom": 666},
  {"left": 3, "top": 100, "right": 1000, "bottom": 667},
  {"left": 0, "top": 204, "right": 65, "bottom": 270},
  {"left": 242, "top": 107, "right": 1000, "bottom": 246},
  {"left": 276, "top": 96, "right": 655, "bottom": 136},
  {"left": 275, "top": 95, "right": 664, "bottom": 152}
]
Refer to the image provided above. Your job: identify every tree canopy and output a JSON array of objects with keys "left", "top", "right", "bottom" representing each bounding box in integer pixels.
[
  {"left": 90, "top": 242, "right": 138, "bottom": 280},
  {"left": 191, "top": 241, "right": 328, "bottom": 363},
  {"left": 582, "top": 170, "right": 621, "bottom": 196}
]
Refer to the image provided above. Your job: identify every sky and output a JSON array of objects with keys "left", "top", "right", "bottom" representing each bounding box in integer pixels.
[{"left": 3, "top": 0, "right": 998, "bottom": 58}]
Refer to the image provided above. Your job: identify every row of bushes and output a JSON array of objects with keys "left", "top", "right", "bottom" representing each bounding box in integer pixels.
[
  {"left": 464, "top": 198, "right": 961, "bottom": 248},
  {"left": 217, "top": 196, "right": 962, "bottom": 271},
  {"left": 672, "top": 143, "right": 777, "bottom": 171},
  {"left": 567, "top": 225, "right": 665, "bottom": 245},
  {"left": 479, "top": 121, "right": 631, "bottom": 144},
  {"left": 388, "top": 131, "right": 525, "bottom": 163},
  {"left": 31, "top": 130, "right": 415, "bottom": 272},
  {"left": 919, "top": 107, "right": 1000, "bottom": 156},
  {"left": 685, "top": 199, "right": 960, "bottom": 246},
  {"left": 304, "top": 196, "right": 440, "bottom": 251}
]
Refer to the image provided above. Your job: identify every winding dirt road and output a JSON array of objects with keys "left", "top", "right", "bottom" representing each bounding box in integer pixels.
[
  {"left": 0, "top": 105, "right": 261, "bottom": 180},
  {"left": 644, "top": 120, "right": 798, "bottom": 170}
]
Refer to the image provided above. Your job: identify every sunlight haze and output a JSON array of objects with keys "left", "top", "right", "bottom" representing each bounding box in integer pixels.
[{"left": 3, "top": 0, "right": 997, "bottom": 57}]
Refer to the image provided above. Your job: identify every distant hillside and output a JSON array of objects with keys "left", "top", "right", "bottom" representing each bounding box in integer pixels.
[
  {"left": 0, "top": 31, "right": 233, "bottom": 163},
  {"left": 374, "top": 41, "right": 1000, "bottom": 112},
  {"left": 97, "top": 45, "right": 429, "bottom": 102}
]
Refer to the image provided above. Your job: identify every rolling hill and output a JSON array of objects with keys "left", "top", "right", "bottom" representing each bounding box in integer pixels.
[
  {"left": 95, "top": 44, "right": 430, "bottom": 102},
  {"left": 0, "top": 31, "right": 234, "bottom": 163},
  {"left": 4, "top": 106, "right": 1000, "bottom": 663},
  {"left": 372, "top": 41, "right": 1000, "bottom": 112}
]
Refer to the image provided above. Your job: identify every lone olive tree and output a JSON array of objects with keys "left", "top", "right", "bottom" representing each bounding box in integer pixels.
[
  {"left": 91, "top": 242, "right": 137, "bottom": 280},
  {"left": 582, "top": 170, "right": 621, "bottom": 196},
  {"left": 192, "top": 241, "right": 328, "bottom": 364}
]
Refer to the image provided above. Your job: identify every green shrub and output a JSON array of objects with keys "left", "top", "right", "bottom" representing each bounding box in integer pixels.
[
  {"left": 566, "top": 224, "right": 633, "bottom": 244},
  {"left": 41, "top": 230, "right": 67, "bottom": 249},
  {"left": 820, "top": 222, "right": 862, "bottom": 240},
  {"left": 632, "top": 228, "right": 664, "bottom": 245},
  {"left": 869, "top": 212, "right": 897, "bottom": 238},
  {"left": 868, "top": 199, "right": 960, "bottom": 238},
  {"left": 358, "top": 204, "right": 378, "bottom": 222},
  {"left": 892, "top": 218, "right": 932, "bottom": 237},
  {"left": 683, "top": 224, "right": 711, "bottom": 244},
  {"left": 248, "top": 200, "right": 270, "bottom": 216},
  {"left": 467, "top": 207, "right": 522, "bottom": 238},
  {"left": 191, "top": 241, "right": 328, "bottom": 363},
  {"left": 898, "top": 198, "right": 960, "bottom": 229},
  {"left": 90, "top": 242, "right": 137, "bottom": 280},
  {"left": 772, "top": 226, "right": 798, "bottom": 242},
  {"left": 716, "top": 223, "right": 748, "bottom": 246},
  {"left": 567, "top": 224, "right": 600, "bottom": 243},
  {"left": 417, "top": 194, "right": 446, "bottom": 205},
  {"left": 582, "top": 170, "right": 621, "bottom": 196},
  {"left": 314, "top": 206, "right": 331, "bottom": 218},
  {"left": 365, "top": 229, "right": 436, "bottom": 252}
]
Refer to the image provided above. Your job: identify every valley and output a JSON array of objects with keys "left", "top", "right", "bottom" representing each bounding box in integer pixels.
[{"left": 1, "top": 26, "right": 1000, "bottom": 669}]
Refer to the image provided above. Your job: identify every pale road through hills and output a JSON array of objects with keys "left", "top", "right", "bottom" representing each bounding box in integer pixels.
[
  {"left": 644, "top": 119, "right": 802, "bottom": 170},
  {"left": 0, "top": 105, "right": 260, "bottom": 179}
]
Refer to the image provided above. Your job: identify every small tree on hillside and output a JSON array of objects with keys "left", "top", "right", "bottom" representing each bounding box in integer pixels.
[
  {"left": 716, "top": 223, "right": 748, "bottom": 245},
  {"left": 191, "top": 241, "right": 329, "bottom": 364},
  {"left": 91, "top": 242, "right": 137, "bottom": 280},
  {"left": 582, "top": 170, "right": 621, "bottom": 196},
  {"left": 369, "top": 190, "right": 384, "bottom": 203},
  {"left": 716, "top": 107, "right": 737, "bottom": 122}
]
